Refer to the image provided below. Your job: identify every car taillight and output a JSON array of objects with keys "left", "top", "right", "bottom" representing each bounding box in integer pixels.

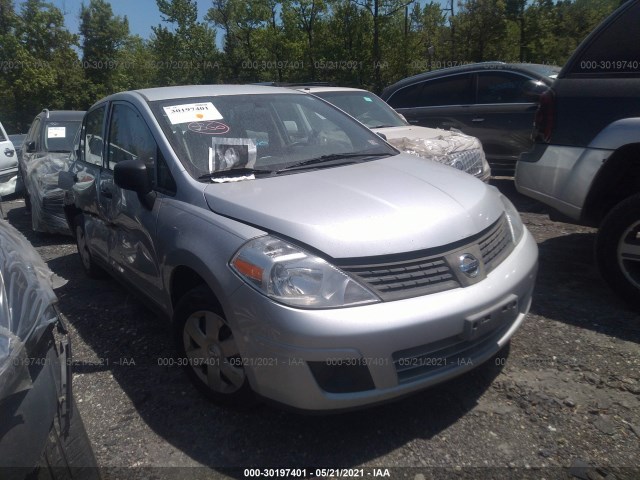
[{"left": 534, "top": 89, "right": 555, "bottom": 143}]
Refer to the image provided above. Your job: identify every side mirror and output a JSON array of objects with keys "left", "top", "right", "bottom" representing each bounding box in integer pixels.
[
  {"left": 26, "top": 141, "right": 36, "bottom": 153},
  {"left": 114, "top": 160, "right": 151, "bottom": 194},
  {"left": 522, "top": 80, "right": 550, "bottom": 100},
  {"left": 377, "top": 132, "right": 387, "bottom": 141}
]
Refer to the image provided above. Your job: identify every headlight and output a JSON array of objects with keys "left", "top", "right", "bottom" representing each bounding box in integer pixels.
[
  {"left": 446, "top": 149, "right": 491, "bottom": 182},
  {"left": 230, "top": 236, "right": 380, "bottom": 308},
  {"left": 499, "top": 194, "right": 525, "bottom": 244}
]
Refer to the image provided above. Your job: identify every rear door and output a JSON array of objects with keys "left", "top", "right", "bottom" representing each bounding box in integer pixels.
[
  {"left": 472, "top": 71, "right": 538, "bottom": 172},
  {"left": 74, "top": 105, "right": 110, "bottom": 264}
]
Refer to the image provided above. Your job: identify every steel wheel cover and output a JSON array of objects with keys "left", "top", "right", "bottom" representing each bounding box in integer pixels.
[
  {"left": 182, "top": 310, "right": 245, "bottom": 394},
  {"left": 617, "top": 220, "right": 640, "bottom": 290}
]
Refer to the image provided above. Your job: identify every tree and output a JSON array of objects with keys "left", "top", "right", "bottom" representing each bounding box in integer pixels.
[
  {"left": 7, "top": 0, "right": 85, "bottom": 130},
  {"left": 352, "top": 0, "right": 413, "bottom": 92},
  {"left": 454, "top": 0, "right": 511, "bottom": 62},
  {"left": 79, "top": 0, "right": 131, "bottom": 98},
  {"left": 152, "top": 0, "right": 220, "bottom": 85}
]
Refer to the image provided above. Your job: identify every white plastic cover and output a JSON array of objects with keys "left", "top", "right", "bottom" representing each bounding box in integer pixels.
[
  {"left": 386, "top": 130, "right": 480, "bottom": 163},
  {"left": 0, "top": 176, "right": 19, "bottom": 197},
  {"left": 0, "top": 219, "right": 58, "bottom": 399},
  {"left": 24, "top": 153, "right": 72, "bottom": 235}
]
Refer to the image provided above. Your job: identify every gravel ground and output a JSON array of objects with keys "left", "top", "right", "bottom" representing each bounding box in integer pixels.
[{"left": 2, "top": 178, "right": 639, "bottom": 480}]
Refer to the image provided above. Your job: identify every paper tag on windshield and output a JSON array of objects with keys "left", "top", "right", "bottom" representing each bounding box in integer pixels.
[
  {"left": 47, "top": 127, "right": 66, "bottom": 138},
  {"left": 163, "top": 102, "right": 223, "bottom": 125}
]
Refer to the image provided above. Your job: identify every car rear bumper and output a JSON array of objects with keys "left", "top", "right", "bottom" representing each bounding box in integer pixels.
[
  {"left": 228, "top": 230, "right": 538, "bottom": 411},
  {"left": 516, "top": 143, "right": 609, "bottom": 221}
]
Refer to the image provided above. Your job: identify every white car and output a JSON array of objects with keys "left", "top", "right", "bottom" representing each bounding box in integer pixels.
[
  {"left": 0, "top": 121, "right": 19, "bottom": 196},
  {"left": 299, "top": 86, "right": 491, "bottom": 182}
]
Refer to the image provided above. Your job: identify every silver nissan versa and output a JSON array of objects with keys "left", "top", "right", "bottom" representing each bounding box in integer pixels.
[{"left": 61, "top": 85, "right": 538, "bottom": 412}]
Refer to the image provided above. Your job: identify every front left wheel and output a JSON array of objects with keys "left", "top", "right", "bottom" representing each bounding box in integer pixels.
[{"left": 173, "top": 286, "right": 256, "bottom": 407}]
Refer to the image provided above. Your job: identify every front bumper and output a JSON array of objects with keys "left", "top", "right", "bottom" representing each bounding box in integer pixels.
[{"left": 228, "top": 230, "right": 538, "bottom": 411}]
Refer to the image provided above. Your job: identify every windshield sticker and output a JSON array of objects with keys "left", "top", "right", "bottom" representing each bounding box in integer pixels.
[
  {"left": 209, "top": 138, "right": 257, "bottom": 172},
  {"left": 188, "top": 121, "right": 230, "bottom": 135},
  {"left": 47, "top": 126, "right": 66, "bottom": 138},
  {"left": 363, "top": 96, "right": 373, "bottom": 102},
  {"left": 163, "top": 102, "right": 223, "bottom": 125}
]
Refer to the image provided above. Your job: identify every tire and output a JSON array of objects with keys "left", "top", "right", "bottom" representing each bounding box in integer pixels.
[
  {"left": 35, "top": 397, "right": 101, "bottom": 480},
  {"left": 596, "top": 193, "right": 640, "bottom": 308},
  {"left": 173, "top": 285, "right": 256, "bottom": 407},
  {"left": 74, "top": 215, "right": 106, "bottom": 279}
]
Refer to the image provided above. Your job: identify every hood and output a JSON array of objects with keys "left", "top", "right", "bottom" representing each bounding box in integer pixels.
[{"left": 204, "top": 154, "right": 501, "bottom": 259}]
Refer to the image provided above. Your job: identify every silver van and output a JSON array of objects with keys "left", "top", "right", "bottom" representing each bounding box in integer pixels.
[{"left": 62, "top": 85, "right": 538, "bottom": 411}]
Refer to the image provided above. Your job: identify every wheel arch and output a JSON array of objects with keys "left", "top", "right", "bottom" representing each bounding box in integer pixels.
[
  {"left": 167, "top": 261, "right": 228, "bottom": 320},
  {"left": 582, "top": 142, "right": 640, "bottom": 226}
]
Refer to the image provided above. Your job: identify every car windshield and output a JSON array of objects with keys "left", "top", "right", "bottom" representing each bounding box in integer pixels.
[
  {"left": 524, "top": 64, "right": 561, "bottom": 79},
  {"left": 312, "top": 91, "right": 407, "bottom": 129},
  {"left": 151, "top": 93, "right": 397, "bottom": 180},
  {"left": 43, "top": 121, "right": 82, "bottom": 153}
]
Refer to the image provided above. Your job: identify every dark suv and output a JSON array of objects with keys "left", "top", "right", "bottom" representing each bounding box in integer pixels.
[
  {"left": 381, "top": 62, "right": 559, "bottom": 176},
  {"left": 516, "top": 0, "right": 640, "bottom": 306}
]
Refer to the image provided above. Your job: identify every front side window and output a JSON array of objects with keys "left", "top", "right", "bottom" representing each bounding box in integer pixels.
[
  {"left": 107, "top": 103, "right": 157, "bottom": 174},
  {"left": 82, "top": 107, "right": 105, "bottom": 167},
  {"left": 476, "top": 72, "right": 531, "bottom": 104},
  {"left": 26, "top": 118, "right": 41, "bottom": 149},
  {"left": 150, "top": 93, "right": 396, "bottom": 180}
]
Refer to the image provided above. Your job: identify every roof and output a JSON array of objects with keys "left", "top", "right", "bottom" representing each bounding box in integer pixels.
[
  {"left": 295, "top": 86, "right": 371, "bottom": 94},
  {"left": 127, "top": 84, "right": 306, "bottom": 102},
  {"left": 38, "top": 110, "right": 85, "bottom": 121},
  {"left": 381, "top": 62, "right": 561, "bottom": 97}
]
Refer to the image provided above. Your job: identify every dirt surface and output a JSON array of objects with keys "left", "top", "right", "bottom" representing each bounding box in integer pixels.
[{"left": 2, "top": 178, "right": 639, "bottom": 480}]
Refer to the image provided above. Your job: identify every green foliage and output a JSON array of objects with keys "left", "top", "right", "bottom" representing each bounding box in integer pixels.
[
  {"left": 152, "top": 0, "right": 220, "bottom": 85},
  {"left": 0, "top": 0, "right": 623, "bottom": 131}
]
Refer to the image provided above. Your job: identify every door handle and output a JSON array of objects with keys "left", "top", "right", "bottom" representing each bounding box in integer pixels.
[
  {"left": 471, "top": 118, "right": 485, "bottom": 123},
  {"left": 100, "top": 187, "right": 113, "bottom": 199},
  {"left": 4, "top": 148, "right": 14, "bottom": 157}
]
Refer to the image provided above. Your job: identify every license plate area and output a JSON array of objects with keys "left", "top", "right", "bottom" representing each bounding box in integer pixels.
[{"left": 462, "top": 294, "right": 519, "bottom": 341}]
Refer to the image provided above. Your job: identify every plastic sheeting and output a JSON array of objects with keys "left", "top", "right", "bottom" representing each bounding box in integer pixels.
[
  {"left": 0, "top": 175, "right": 19, "bottom": 197},
  {"left": 386, "top": 130, "right": 490, "bottom": 180},
  {"left": 0, "top": 219, "right": 59, "bottom": 399},
  {"left": 24, "top": 153, "right": 72, "bottom": 235}
]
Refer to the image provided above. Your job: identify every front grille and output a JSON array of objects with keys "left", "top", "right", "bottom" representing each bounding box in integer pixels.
[
  {"left": 480, "top": 215, "right": 513, "bottom": 271},
  {"left": 338, "top": 215, "right": 513, "bottom": 301},
  {"left": 339, "top": 256, "right": 459, "bottom": 302}
]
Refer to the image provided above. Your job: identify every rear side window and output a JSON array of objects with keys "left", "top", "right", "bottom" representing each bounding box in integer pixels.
[
  {"left": 567, "top": 1, "right": 640, "bottom": 77},
  {"left": 82, "top": 107, "right": 105, "bottom": 167},
  {"left": 388, "top": 74, "right": 473, "bottom": 108},
  {"left": 476, "top": 72, "right": 531, "bottom": 104}
]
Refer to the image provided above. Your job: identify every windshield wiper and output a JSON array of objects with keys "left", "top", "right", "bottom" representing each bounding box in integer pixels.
[
  {"left": 198, "top": 167, "right": 273, "bottom": 180},
  {"left": 277, "top": 152, "right": 391, "bottom": 173}
]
